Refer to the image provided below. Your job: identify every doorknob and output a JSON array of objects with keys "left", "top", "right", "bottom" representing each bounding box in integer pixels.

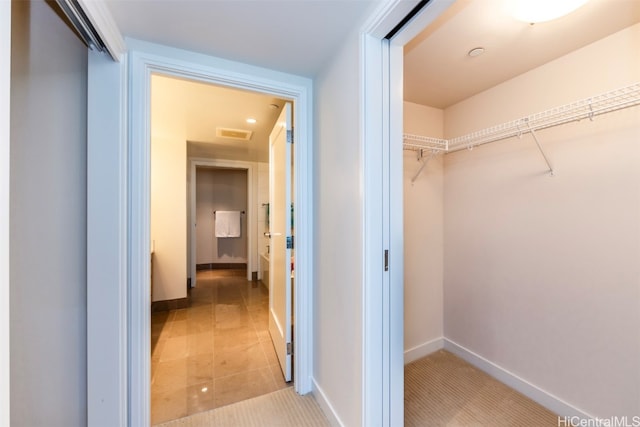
[{"left": 264, "top": 232, "right": 271, "bottom": 238}]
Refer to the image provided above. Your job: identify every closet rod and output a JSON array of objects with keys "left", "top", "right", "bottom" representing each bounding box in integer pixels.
[{"left": 402, "top": 82, "right": 640, "bottom": 154}]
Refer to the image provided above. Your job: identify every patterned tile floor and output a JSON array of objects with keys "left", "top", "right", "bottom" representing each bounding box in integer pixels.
[{"left": 151, "top": 269, "right": 289, "bottom": 425}]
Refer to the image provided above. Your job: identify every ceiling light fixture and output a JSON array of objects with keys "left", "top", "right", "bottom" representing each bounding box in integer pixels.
[
  {"left": 468, "top": 47, "right": 485, "bottom": 58},
  {"left": 269, "top": 104, "right": 280, "bottom": 110},
  {"left": 246, "top": 118, "right": 257, "bottom": 124},
  {"left": 510, "top": 0, "right": 590, "bottom": 24}
]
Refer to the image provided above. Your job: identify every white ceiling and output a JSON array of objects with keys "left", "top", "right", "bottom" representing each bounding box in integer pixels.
[
  {"left": 404, "top": 0, "right": 640, "bottom": 109},
  {"left": 103, "top": 0, "right": 379, "bottom": 78},
  {"left": 152, "top": 74, "right": 287, "bottom": 163},
  {"left": 105, "top": 0, "right": 380, "bottom": 162},
  {"left": 108, "top": 0, "right": 640, "bottom": 157}
]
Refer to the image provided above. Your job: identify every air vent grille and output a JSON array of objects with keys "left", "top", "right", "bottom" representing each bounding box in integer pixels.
[{"left": 216, "top": 127, "right": 253, "bottom": 141}]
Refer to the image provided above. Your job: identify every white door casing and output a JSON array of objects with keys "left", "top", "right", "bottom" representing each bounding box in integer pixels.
[
  {"left": 87, "top": 50, "right": 129, "bottom": 427},
  {"left": 268, "top": 103, "right": 293, "bottom": 381},
  {"left": 87, "top": 39, "right": 314, "bottom": 427},
  {"left": 361, "top": 0, "right": 453, "bottom": 425},
  {"left": 189, "top": 158, "right": 257, "bottom": 287}
]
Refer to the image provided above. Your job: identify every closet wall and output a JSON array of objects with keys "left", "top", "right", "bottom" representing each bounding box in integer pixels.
[
  {"left": 442, "top": 23, "right": 640, "bottom": 418},
  {"left": 10, "top": 0, "right": 88, "bottom": 423},
  {"left": 403, "top": 102, "right": 444, "bottom": 362}
]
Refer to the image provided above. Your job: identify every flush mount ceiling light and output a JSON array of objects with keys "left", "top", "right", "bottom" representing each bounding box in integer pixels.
[
  {"left": 510, "top": 0, "right": 590, "bottom": 24},
  {"left": 246, "top": 118, "right": 257, "bottom": 124},
  {"left": 269, "top": 104, "right": 280, "bottom": 110}
]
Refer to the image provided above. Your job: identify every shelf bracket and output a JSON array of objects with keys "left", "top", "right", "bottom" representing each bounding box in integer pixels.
[
  {"left": 411, "top": 150, "right": 437, "bottom": 184},
  {"left": 525, "top": 120, "right": 554, "bottom": 176}
]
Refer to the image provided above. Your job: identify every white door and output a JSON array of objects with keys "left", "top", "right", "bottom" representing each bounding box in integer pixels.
[{"left": 267, "top": 102, "right": 293, "bottom": 382}]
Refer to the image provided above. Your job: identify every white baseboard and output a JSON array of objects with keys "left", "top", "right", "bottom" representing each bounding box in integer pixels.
[
  {"left": 443, "top": 338, "right": 593, "bottom": 420},
  {"left": 311, "top": 377, "right": 344, "bottom": 427},
  {"left": 404, "top": 337, "right": 444, "bottom": 364}
]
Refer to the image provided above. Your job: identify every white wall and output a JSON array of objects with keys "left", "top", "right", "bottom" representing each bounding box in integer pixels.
[
  {"left": 443, "top": 24, "right": 640, "bottom": 418},
  {"left": 195, "top": 167, "right": 248, "bottom": 264},
  {"left": 403, "top": 102, "right": 444, "bottom": 362},
  {"left": 151, "top": 75, "right": 187, "bottom": 302},
  {"left": 10, "top": 0, "right": 88, "bottom": 424},
  {"left": 313, "top": 27, "right": 363, "bottom": 427}
]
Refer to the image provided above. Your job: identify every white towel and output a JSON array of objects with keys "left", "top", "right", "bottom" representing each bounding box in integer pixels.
[{"left": 215, "top": 211, "right": 241, "bottom": 238}]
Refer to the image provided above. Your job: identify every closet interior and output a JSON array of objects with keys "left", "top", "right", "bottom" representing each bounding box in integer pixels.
[{"left": 402, "top": 0, "right": 640, "bottom": 423}]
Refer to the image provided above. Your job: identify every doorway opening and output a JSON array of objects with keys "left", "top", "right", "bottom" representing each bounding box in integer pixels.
[
  {"left": 194, "top": 167, "right": 249, "bottom": 276},
  {"left": 390, "top": 0, "right": 640, "bottom": 425},
  {"left": 149, "top": 74, "right": 297, "bottom": 424}
]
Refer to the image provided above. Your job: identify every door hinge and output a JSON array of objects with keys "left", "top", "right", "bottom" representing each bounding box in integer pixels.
[
  {"left": 286, "top": 129, "right": 294, "bottom": 144},
  {"left": 286, "top": 342, "right": 293, "bottom": 355},
  {"left": 286, "top": 236, "right": 294, "bottom": 249},
  {"left": 384, "top": 249, "right": 389, "bottom": 272}
]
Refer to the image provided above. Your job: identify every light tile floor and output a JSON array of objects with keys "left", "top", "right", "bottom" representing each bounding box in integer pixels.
[{"left": 151, "top": 269, "right": 289, "bottom": 425}]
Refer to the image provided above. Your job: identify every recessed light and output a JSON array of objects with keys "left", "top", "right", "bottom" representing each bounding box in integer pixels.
[
  {"left": 246, "top": 118, "right": 257, "bottom": 124},
  {"left": 468, "top": 47, "right": 485, "bottom": 58}
]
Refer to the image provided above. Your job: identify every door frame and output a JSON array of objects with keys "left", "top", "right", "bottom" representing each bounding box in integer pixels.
[
  {"left": 360, "top": 0, "right": 454, "bottom": 425},
  {"left": 189, "top": 158, "right": 257, "bottom": 284},
  {"left": 88, "top": 39, "right": 314, "bottom": 426},
  {"left": 1, "top": 1, "right": 11, "bottom": 424}
]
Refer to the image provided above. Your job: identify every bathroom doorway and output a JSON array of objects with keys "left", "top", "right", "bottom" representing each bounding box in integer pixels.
[{"left": 149, "top": 74, "right": 297, "bottom": 424}]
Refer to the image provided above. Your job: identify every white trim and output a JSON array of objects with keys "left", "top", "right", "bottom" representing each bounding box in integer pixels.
[
  {"left": 125, "top": 39, "right": 314, "bottom": 425},
  {"left": 1, "top": 2, "right": 11, "bottom": 424},
  {"left": 361, "top": 2, "right": 411, "bottom": 425},
  {"left": 77, "top": 0, "right": 127, "bottom": 61},
  {"left": 312, "top": 378, "right": 345, "bottom": 427},
  {"left": 189, "top": 158, "right": 257, "bottom": 284},
  {"left": 128, "top": 49, "right": 151, "bottom": 427},
  {"left": 404, "top": 338, "right": 444, "bottom": 364},
  {"left": 388, "top": 34, "right": 405, "bottom": 427},
  {"left": 87, "top": 51, "right": 129, "bottom": 426},
  {"left": 361, "top": 0, "right": 422, "bottom": 39},
  {"left": 389, "top": 0, "right": 456, "bottom": 46},
  {"left": 361, "top": 1, "right": 455, "bottom": 425},
  {"left": 361, "top": 32, "right": 386, "bottom": 427},
  {"left": 444, "top": 339, "right": 593, "bottom": 420}
]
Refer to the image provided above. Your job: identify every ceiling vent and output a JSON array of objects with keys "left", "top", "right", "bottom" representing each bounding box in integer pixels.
[{"left": 216, "top": 127, "right": 253, "bottom": 141}]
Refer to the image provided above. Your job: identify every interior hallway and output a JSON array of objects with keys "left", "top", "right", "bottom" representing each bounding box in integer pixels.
[{"left": 151, "top": 269, "right": 288, "bottom": 425}]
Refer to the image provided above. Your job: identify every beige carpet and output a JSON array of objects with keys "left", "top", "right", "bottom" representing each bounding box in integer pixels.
[
  {"left": 159, "top": 350, "right": 559, "bottom": 427},
  {"left": 156, "top": 387, "right": 330, "bottom": 427},
  {"left": 405, "top": 350, "right": 559, "bottom": 426}
]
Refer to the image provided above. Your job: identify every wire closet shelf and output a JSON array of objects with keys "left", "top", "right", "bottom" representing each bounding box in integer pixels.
[{"left": 402, "top": 82, "right": 640, "bottom": 154}]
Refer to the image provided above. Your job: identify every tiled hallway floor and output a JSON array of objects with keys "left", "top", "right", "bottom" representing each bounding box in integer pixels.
[{"left": 151, "top": 269, "right": 289, "bottom": 425}]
